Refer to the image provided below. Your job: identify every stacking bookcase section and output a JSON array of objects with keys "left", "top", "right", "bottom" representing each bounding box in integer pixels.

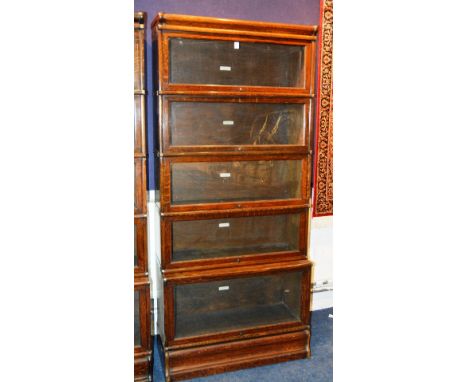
[
  {"left": 152, "top": 13, "right": 316, "bottom": 96},
  {"left": 135, "top": 278, "right": 152, "bottom": 380},
  {"left": 160, "top": 206, "right": 309, "bottom": 270},
  {"left": 152, "top": 13, "right": 317, "bottom": 381},
  {"left": 160, "top": 154, "right": 311, "bottom": 213},
  {"left": 156, "top": 261, "right": 312, "bottom": 381},
  {"left": 160, "top": 96, "right": 312, "bottom": 155},
  {"left": 134, "top": 12, "right": 151, "bottom": 382}
]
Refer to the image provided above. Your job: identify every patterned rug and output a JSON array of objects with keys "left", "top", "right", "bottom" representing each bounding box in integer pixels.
[{"left": 313, "top": 0, "right": 333, "bottom": 217}]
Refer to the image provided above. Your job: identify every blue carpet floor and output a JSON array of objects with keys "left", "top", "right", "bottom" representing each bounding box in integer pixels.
[{"left": 153, "top": 307, "right": 333, "bottom": 382}]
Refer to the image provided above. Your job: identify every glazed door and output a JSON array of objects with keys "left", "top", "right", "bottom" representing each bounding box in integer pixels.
[
  {"left": 161, "top": 155, "right": 310, "bottom": 212},
  {"left": 159, "top": 33, "right": 314, "bottom": 95},
  {"left": 161, "top": 97, "right": 311, "bottom": 154},
  {"left": 167, "top": 265, "right": 311, "bottom": 343},
  {"left": 162, "top": 208, "right": 309, "bottom": 268}
]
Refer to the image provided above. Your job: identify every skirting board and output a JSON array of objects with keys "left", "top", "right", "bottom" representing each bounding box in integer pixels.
[{"left": 311, "top": 290, "right": 333, "bottom": 311}]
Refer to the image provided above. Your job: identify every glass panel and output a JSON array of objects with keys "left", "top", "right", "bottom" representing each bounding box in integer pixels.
[
  {"left": 169, "top": 38, "right": 304, "bottom": 88},
  {"left": 174, "top": 271, "right": 302, "bottom": 338},
  {"left": 134, "top": 291, "right": 141, "bottom": 346},
  {"left": 172, "top": 213, "right": 300, "bottom": 262},
  {"left": 171, "top": 160, "right": 302, "bottom": 205},
  {"left": 170, "top": 102, "right": 304, "bottom": 146}
]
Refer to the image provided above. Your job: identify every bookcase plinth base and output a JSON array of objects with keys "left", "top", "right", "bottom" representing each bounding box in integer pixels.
[{"left": 164, "top": 329, "right": 310, "bottom": 382}]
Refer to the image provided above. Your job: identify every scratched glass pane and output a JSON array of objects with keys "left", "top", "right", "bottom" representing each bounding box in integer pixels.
[
  {"left": 169, "top": 102, "right": 304, "bottom": 146},
  {"left": 169, "top": 38, "right": 305, "bottom": 88},
  {"left": 134, "top": 291, "right": 141, "bottom": 346},
  {"left": 172, "top": 213, "right": 301, "bottom": 262},
  {"left": 171, "top": 160, "right": 302, "bottom": 205},
  {"left": 174, "top": 271, "right": 302, "bottom": 338}
]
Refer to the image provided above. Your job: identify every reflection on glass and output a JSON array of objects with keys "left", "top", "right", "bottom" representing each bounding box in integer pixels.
[
  {"left": 169, "top": 38, "right": 304, "bottom": 88},
  {"left": 174, "top": 271, "right": 302, "bottom": 338},
  {"left": 172, "top": 214, "right": 301, "bottom": 262},
  {"left": 171, "top": 160, "right": 302, "bottom": 205},
  {"left": 170, "top": 102, "right": 304, "bottom": 146}
]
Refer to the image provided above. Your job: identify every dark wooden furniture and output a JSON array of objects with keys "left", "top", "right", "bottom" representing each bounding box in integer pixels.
[
  {"left": 152, "top": 13, "right": 317, "bottom": 381},
  {"left": 134, "top": 12, "right": 152, "bottom": 382}
]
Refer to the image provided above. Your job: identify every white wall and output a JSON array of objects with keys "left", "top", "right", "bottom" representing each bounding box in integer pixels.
[{"left": 310, "top": 216, "right": 333, "bottom": 288}]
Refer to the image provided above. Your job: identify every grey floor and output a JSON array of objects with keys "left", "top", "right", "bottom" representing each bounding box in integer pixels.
[{"left": 153, "top": 307, "right": 333, "bottom": 382}]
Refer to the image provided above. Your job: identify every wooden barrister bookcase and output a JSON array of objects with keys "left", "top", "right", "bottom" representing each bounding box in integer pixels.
[
  {"left": 134, "top": 12, "right": 152, "bottom": 382},
  {"left": 152, "top": 13, "right": 317, "bottom": 381}
]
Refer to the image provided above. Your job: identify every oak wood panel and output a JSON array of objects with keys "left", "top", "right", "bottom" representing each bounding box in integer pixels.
[{"left": 152, "top": 13, "right": 317, "bottom": 37}]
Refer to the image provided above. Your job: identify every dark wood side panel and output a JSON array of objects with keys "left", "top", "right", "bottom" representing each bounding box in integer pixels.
[
  {"left": 134, "top": 157, "right": 147, "bottom": 215},
  {"left": 134, "top": 12, "right": 146, "bottom": 92},
  {"left": 134, "top": 94, "right": 147, "bottom": 156},
  {"left": 134, "top": 353, "right": 151, "bottom": 381},
  {"left": 135, "top": 12, "right": 151, "bottom": 382},
  {"left": 135, "top": 279, "right": 152, "bottom": 355},
  {"left": 134, "top": 216, "right": 148, "bottom": 276}
]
